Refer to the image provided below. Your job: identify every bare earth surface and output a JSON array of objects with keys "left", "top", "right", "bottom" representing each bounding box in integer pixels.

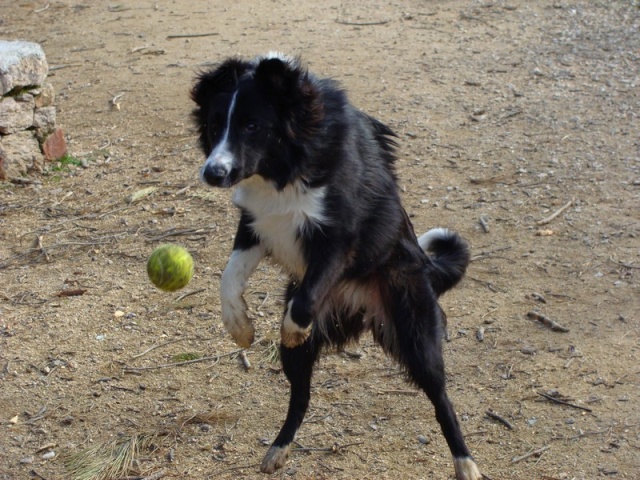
[{"left": 1, "top": 1, "right": 639, "bottom": 479}]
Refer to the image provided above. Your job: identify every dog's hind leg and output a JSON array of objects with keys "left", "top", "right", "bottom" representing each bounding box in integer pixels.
[
  {"left": 381, "top": 282, "right": 482, "bottom": 480},
  {"left": 260, "top": 331, "right": 322, "bottom": 473}
]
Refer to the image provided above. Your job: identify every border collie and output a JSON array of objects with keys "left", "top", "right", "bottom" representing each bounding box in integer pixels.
[{"left": 191, "top": 53, "right": 482, "bottom": 480}]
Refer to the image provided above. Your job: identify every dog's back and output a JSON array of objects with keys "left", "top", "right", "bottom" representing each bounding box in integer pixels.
[{"left": 192, "top": 53, "right": 481, "bottom": 480}]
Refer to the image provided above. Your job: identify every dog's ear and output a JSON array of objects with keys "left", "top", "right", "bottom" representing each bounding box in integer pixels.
[
  {"left": 191, "top": 58, "right": 250, "bottom": 107},
  {"left": 255, "top": 57, "right": 324, "bottom": 141},
  {"left": 254, "top": 57, "right": 301, "bottom": 96}
]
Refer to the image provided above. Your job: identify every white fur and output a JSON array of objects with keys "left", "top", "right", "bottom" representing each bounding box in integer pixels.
[
  {"left": 220, "top": 245, "right": 266, "bottom": 347},
  {"left": 260, "top": 444, "right": 291, "bottom": 473},
  {"left": 202, "top": 90, "right": 238, "bottom": 178},
  {"left": 418, "top": 227, "right": 452, "bottom": 252},
  {"left": 453, "top": 457, "right": 482, "bottom": 480},
  {"left": 258, "top": 51, "right": 296, "bottom": 65},
  {"left": 233, "top": 176, "right": 327, "bottom": 279}
]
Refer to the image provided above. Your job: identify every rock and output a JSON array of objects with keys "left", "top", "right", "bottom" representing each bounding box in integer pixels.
[
  {"left": 0, "top": 95, "right": 35, "bottom": 134},
  {"left": 42, "top": 127, "right": 67, "bottom": 161},
  {"left": 33, "top": 106, "right": 56, "bottom": 137},
  {"left": 0, "top": 145, "right": 7, "bottom": 180},
  {"left": 34, "top": 82, "right": 55, "bottom": 108},
  {"left": 0, "top": 40, "right": 48, "bottom": 95},
  {"left": 0, "top": 130, "right": 44, "bottom": 176}
]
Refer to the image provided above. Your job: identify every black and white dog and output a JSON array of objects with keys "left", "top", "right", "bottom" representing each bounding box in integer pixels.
[{"left": 191, "top": 53, "right": 481, "bottom": 480}]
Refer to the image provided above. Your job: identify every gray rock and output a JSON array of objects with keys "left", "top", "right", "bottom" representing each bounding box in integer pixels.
[
  {"left": 0, "top": 130, "right": 44, "bottom": 177},
  {"left": 34, "top": 82, "right": 55, "bottom": 108},
  {"left": 0, "top": 40, "right": 48, "bottom": 95},
  {"left": 33, "top": 106, "right": 56, "bottom": 137},
  {"left": 0, "top": 95, "right": 35, "bottom": 134}
]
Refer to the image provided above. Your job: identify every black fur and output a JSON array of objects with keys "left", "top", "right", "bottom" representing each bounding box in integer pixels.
[{"left": 191, "top": 54, "right": 480, "bottom": 479}]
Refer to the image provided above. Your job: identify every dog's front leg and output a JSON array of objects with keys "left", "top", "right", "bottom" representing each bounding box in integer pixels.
[
  {"left": 281, "top": 243, "right": 347, "bottom": 348},
  {"left": 220, "top": 213, "right": 265, "bottom": 348}
]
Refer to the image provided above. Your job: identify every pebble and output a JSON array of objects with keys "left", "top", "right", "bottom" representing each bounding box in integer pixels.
[
  {"left": 417, "top": 434, "right": 430, "bottom": 444},
  {"left": 42, "top": 450, "right": 55, "bottom": 460},
  {"left": 19, "top": 456, "right": 34, "bottom": 464}
]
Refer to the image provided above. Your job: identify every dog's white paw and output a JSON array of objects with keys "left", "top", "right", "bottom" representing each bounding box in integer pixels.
[
  {"left": 221, "top": 297, "right": 254, "bottom": 348},
  {"left": 454, "top": 457, "right": 482, "bottom": 480},
  {"left": 281, "top": 301, "right": 312, "bottom": 348},
  {"left": 260, "top": 444, "right": 291, "bottom": 473}
]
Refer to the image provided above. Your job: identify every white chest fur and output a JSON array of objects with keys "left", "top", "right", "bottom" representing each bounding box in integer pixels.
[{"left": 233, "top": 177, "right": 327, "bottom": 278}]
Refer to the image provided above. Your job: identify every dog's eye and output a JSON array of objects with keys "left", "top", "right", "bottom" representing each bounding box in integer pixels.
[{"left": 245, "top": 121, "right": 258, "bottom": 133}]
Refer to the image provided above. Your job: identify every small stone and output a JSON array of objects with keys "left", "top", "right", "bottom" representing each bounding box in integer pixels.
[
  {"left": 113, "top": 310, "right": 125, "bottom": 318},
  {"left": 60, "top": 416, "right": 74, "bottom": 426},
  {"left": 42, "top": 128, "right": 67, "bottom": 161},
  {"left": 19, "top": 456, "right": 34, "bottom": 464},
  {"left": 42, "top": 451, "right": 55, "bottom": 460},
  {"left": 417, "top": 434, "right": 430, "bottom": 444}
]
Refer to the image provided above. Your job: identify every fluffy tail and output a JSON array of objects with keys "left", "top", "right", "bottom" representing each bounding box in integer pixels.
[{"left": 418, "top": 228, "right": 470, "bottom": 296}]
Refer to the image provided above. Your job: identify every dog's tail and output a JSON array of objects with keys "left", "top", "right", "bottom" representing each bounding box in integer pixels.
[{"left": 418, "top": 228, "right": 470, "bottom": 296}]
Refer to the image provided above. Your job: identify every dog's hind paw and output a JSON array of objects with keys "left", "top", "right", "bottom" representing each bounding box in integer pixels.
[
  {"left": 281, "top": 302, "right": 312, "bottom": 348},
  {"left": 454, "top": 457, "right": 482, "bottom": 480},
  {"left": 260, "top": 444, "right": 291, "bottom": 473}
]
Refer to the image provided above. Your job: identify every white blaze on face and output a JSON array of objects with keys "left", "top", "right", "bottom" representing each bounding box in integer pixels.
[{"left": 202, "top": 89, "right": 239, "bottom": 177}]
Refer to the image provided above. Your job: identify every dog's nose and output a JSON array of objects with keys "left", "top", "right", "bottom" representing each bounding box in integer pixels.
[{"left": 202, "top": 164, "right": 228, "bottom": 185}]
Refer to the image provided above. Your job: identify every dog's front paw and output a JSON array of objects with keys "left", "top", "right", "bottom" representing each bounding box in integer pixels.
[
  {"left": 281, "top": 299, "right": 312, "bottom": 348},
  {"left": 221, "top": 297, "right": 254, "bottom": 348},
  {"left": 260, "top": 444, "right": 291, "bottom": 473},
  {"left": 454, "top": 457, "right": 482, "bottom": 480}
]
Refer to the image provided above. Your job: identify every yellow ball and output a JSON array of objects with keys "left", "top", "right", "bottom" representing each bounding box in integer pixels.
[{"left": 147, "top": 244, "right": 194, "bottom": 292}]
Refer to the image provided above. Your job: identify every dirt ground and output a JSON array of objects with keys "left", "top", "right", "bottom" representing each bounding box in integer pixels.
[{"left": 1, "top": 1, "right": 639, "bottom": 479}]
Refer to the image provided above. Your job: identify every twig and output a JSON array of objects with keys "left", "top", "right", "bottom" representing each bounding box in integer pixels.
[
  {"left": 378, "top": 389, "right": 419, "bottom": 396},
  {"left": 34, "top": 3, "right": 50, "bottom": 13},
  {"left": 467, "top": 276, "right": 505, "bottom": 293},
  {"left": 56, "top": 288, "right": 87, "bottom": 297},
  {"left": 214, "top": 463, "right": 261, "bottom": 474},
  {"left": 536, "top": 199, "right": 573, "bottom": 225},
  {"left": 537, "top": 391, "right": 592, "bottom": 412},
  {"left": 526, "top": 311, "right": 569, "bottom": 332},
  {"left": 175, "top": 288, "right": 206, "bottom": 301},
  {"left": 120, "top": 470, "right": 167, "bottom": 480},
  {"left": 10, "top": 177, "right": 42, "bottom": 186},
  {"left": 485, "top": 409, "right": 514, "bottom": 430},
  {"left": 335, "top": 19, "right": 389, "bottom": 26},
  {"left": 35, "top": 235, "right": 50, "bottom": 262},
  {"left": 130, "top": 338, "right": 192, "bottom": 360},
  {"left": 49, "top": 63, "right": 83, "bottom": 71},
  {"left": 110, "top": 92, "right": 125, "bottom": 110},
  {"left": 166, "top": 32, "right": 219, "bottom": 39},
  {"left": 142, "top": 470, "right": 166, "bottom": 480},
  {"left": 239, "top": 351, "right": 251, "bottom": 371},
  {"left": 511, "top": 445, "right": 550, "bottom": 464},
  {"left": 124, "top": 348, "right": 244, "bottom": 372},
  {"left": 479, "top": 215, "right": 490, "bottom": 233},
  {"left": 292, "top": 441, "right": 364, "bottom": 453}
]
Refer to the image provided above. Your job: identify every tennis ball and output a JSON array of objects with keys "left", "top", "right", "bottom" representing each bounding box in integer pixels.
[{"left": 147, "top": 244, "right": 194, "bottom": 292}]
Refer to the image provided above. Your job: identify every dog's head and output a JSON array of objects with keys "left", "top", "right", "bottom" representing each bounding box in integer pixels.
[{"left": 191, "top": 54, "right": 324, "bottom": 189}]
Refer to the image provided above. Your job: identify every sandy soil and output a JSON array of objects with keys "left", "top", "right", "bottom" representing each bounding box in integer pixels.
[{"left": 1, "top": 1, "right": 638, "bottom": 479}]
